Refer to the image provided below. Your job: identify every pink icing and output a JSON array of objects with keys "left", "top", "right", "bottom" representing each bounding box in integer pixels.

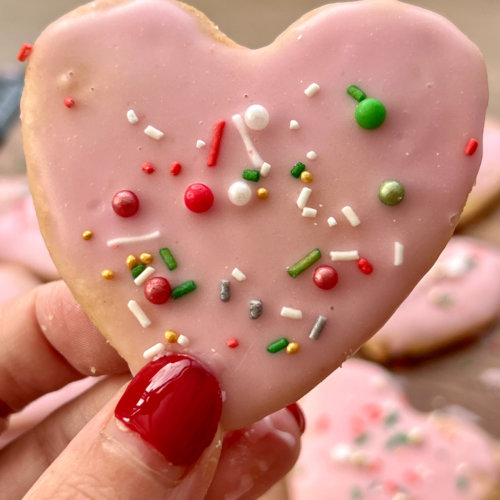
[
  {"left": 22, "top": 0, "right": 488, "bottom": 429},
  {"left": 289, "top": 359, "right": 500, "bottom": 500}
]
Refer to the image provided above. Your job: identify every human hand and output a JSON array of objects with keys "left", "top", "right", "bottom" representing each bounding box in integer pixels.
[{"left": 0, "top": 281, "right": 304, "bottom": 499}]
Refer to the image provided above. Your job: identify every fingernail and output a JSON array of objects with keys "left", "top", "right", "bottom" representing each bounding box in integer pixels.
[
  {"left": 115, "top": 354, "right": 222, "bottom": 466},
  {"left": 286, "top": 403, "right": 306, "bottom": 434}
]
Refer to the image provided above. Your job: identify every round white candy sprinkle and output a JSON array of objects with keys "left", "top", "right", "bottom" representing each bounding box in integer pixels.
[
  {"left": 244, "top": 104, "right": 269, "bottom": 130},
  {"left": 306, "top": 151, "right": 318, "bottom": 160},
  {"left": 228, "top": 181, "right": 252, "bottom": 206},
  {"left": 290, "top": 120, "right": 300, "bottom": 130},
  {"left": 196, "top": 139, "right": 206, "bottom": 149}
]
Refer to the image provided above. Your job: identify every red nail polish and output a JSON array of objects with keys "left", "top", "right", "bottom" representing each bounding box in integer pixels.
[
  {"left": 286, "top": 403, "right": 306, "bottom": 434},
  {"left": 115, "top": 354, "right": 222, "bottom": 466}
]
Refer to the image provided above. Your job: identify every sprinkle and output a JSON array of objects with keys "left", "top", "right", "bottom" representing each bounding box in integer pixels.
[
  {"left": 302, "top": 207, "right": 317, "bottom": 218},
  {"left": 184, "top": 183, "right": 214, "bottom": 213},
  {"left": 242, "top": 169, "right": 260, "bottom": 182},
  {"left": 358, "top": 258, "right": 373, "bottom": 275},
  {"left": 177, "top": 334, "right": 190, "bottom": 347},
  {"left": 267, "top": 338, "right": 289, "bottom": 353},
  {"left": 394, "top": 242, "right": 404, "bottom": 266},
  {"left": 17, "top": 43, "right": 33, "bottom": 62},
  {"left": 290, "top": 120, "right": 300, "bottom": 130},
  {"left": 257, "top": 187, "right": 269, "bottom": 199},
  {"left": 291, "top": 162, "right": 306, "bottom": 178},
  {"left": 341, "top": 206, "right": 361, "bottom": 226},
  {"left": 244, "top": 104, "right": 269, "bottom": 130},
  {"left": 143, "top": 343, "right": 165, "bottom": 360},
  {"left": 296, "top": 187, "right": 312, "bottom": 209},
  {"left": 309, "top": 315, "right": 327, "bottom": 340},
  {"left": 465, "top": 138, "right": 479, "bottom": 156},
  {"left": 350, "top": 485, "right": 363, "bottom": 500},
  {"left": 407, "top": 426, "right": 424, "bottom": 445},
  {"left": 313, "top": 266, "right": 338, "bottom": 290},
  {"left": 165, "top": 330, "right": 179, "bottom": 343},
  {"left": 101, "top": 269, "right": 114, "bottom": 280},
  {"left": 379, "top": 180, "right": 405, "bottom": 206},
  {"left": 220, "top": 280, "right": 230, "bottom": 301},
  {"left": 106, "top": 230, "right": 160, "bottom": 247},
  {"left": 141, "top": 162, "right": 155, "bottom": 174},
  {"left": 226, "top": 338, "right": 239, "bottom": 348},
  {"left": 144, "top": 125, "right": 164, "bottom": 140},
  {"left": 288, "top": 248, "right": 321, "bottom": 278},
  {"left": 63, "top": 97, "right": 75, "bottom": 108},
  {"left": 82, "top": 230, "right": 93, "bottom": 240},
  {"left": 127, "top": 300, "right": 151, "bottom": 328},
  {"left": 330, "top": 444, "right": 351, "bottom": 463},
  {"left": 112, "top": 190, "right": 140, "bottom": 218},
  {"left": 144, "top": 276, "right": 171, "bottom": 304},
  {"left": 260, "top": 162, "right": 271, "bottom": 177},
  {"left": 170, "top": 161, "right": 182, "bottom": 176},
  {"left": 384, "top": 411, "right": 399, "bottom": 427},
  {"left": 391, "top": 494, "right": 410, "bottom": 500},
  {"left": 281, "top": 306, "right": 303, "bottom": 319},
  {"left": 354, "top": 432, "right": 369, "bottom": 445},
  {"left": 385, "top": 432, "right": 409, "bottom": 448},
  {"left": 171, "top": 280, "right": 197, "bottom": 299},
  {"left": 131, "top": 263, "right": 146, "bottom": 279},
  {"left": 126, "top": 255, "right": 138, "bottom": 270},
  {"left": 300, "top": 171, "right": 313, "bottom": 183},
  {"left": 327, "top": 216, "right": 337, "bottom": 227},
  {"left": 159, "top": 247, "right": 178, "bottom": 270},
  {"left": 126, "top": 109, "right": 139, "bottom": 124},
  {"left": 232, "top": 114, "right": 265, "bottom": 168},
  {"left": 207, "top": 120, "right": 226, "bottom": 166},
  {"left": 286, "top": 342, "right": 300, "bottom": 354},
  {"left": 134, "top": 266, "right": 155, "bottom": 286},
  {"left": 232, "top": 268, "right": 247, "bottom": 281},
  {"left": 306, "top": 151, "right": 318, "bottom": 160},
  {"left": 355, "top": 98, "right": 386, "bottom": 130},
  {"left": 347, "top": 85, "right": 367, "bottom": 102},
  {"left": 330, "top": 250, "right": 359, "bottom": 261},
  {"left": 350, "top": 450, "right": 370, "bottom": 467},
  {"left": 140, "top": 253, "right": 154, "bottom": 265},
  {"left": 249, "top": 299, "right": 263, "bottom": 319},
  {"left": 455, "top": 475, "right": 469, "bottom": 491},
  {"left": 304, "top": 83, "right": 320, "bottom": 97},
  {"left": 196, "top": 139, "right": 206, "bottom": 149}
]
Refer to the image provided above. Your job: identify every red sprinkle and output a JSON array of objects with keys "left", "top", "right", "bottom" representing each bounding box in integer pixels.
[
  {"left": 141, "top": 162, "right": 155, "bottom": 174},
  {"left": 184, "top": 183, "right": 214, "bottom": 213},
  {"left": 17, "top": 43, "right": 33, "bottom": 62},
  {"left": 350, "top": 415, "right": 365, "bottom": 437},
  {"left": 112, "top": 190, "right": 139, "bottom": 217},
  {"left": 63, "top": 97, "right": 75, "bottom": 108},
  {"left": 465, "top": 138, "right": 479, "bottom": 156},
  {"left": 207, "top": 120, "right": 226, "bottom": 167},
  {"left": 358, "top": 258, "right": 373, "bottom": 275},
  {"left": 170, "top": 161, "right": 182, "bottom": 176},
  {"left": 403, "top": 468, "right": 421, "bottom": 485},
  {"left": 144, "top": 277, "right": 171, "bottom": 304},
  {"left": 226, "top": 338, "right": 239, "bottom": 348},
  {"left": 313, "top": 265, "right": 338, "bottom": 290},
  {"left": 383, "top": 480, "right": 399, "bottom": 495},
  {"left": 363, "top": 402, "right": 382, "bottom": 421}
]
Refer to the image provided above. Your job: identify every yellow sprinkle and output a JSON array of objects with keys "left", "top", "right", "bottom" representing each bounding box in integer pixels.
[
  {"left": 126, "top": 255, "right": 138, "bottom": 270},
  {"left": 101, "top": 269, "right": 114, "bottom": 280},
  {"left": 82, "top": 230, "right": 93, "bottom": 240},
  {"left": 165, "top": 330, "right": 179, "bottom": 343},
  {"left": 286, "top": 342, "right": 300, "bottom": 354},
  {"left": 140, "top": 253, "right": 154, "bottom": 265},
  {"left": 257, "top": 187, "right": 269, "bottom": 200},
  {"left": 300, "top": 171, "right": 313, "bottom": 183}
]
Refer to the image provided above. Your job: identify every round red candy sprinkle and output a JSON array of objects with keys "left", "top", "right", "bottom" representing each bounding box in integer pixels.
[
  {"left": 144, "top": 277, "right": 171, "bottom": 305},
  {"left": 63, "top": 97, "right": 75, "bottom": 108},
  {"left": 170, "top": 162, "right": 182, "bottom": 176},
  {"left": 184, "top": 183, "right": 214, "bottom": 213},
  {"left": 358, "top": 258, "right": 374, "bottom": 275},
  {"left": 112, "top": 190, "right": 139, "bottom": 217},
  {"left": 226, "top": 338, "right": 239, "bottom": 348},
  {"left": 141, "top": 162, "right": 155, "bottom": 174},
  {"left": 313, "top": 265, "right": 338, "bottom": 290}
]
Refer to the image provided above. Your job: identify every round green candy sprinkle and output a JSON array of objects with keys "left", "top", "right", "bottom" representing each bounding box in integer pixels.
[
  {"left": 159, "top": 247, "right": 178, "bottom": 271},
  {"left": 347, "top": 85, "right": 367, "bottom": 103},
  {"left": 242, "top": 169, "right": 260, "bottom": 182},
  {"left": 291, "top": 162, "right": 306, "bottom": 178},
  {"left": 171, "top": 280, "right": 197, "bottom": 299},
  {"left": 378, "top": 180, "right": 405, "bottom": 206},
  {"left": 287, "top": 248, "right": 322, "bottom": 278},
  {"left": 355, "top": 97, "right": 386, "bottom": 129},
  {"left": 267, "top": 337, "right": 289, "bottom": 353},
  {"left": 131, "top": 263, "right": 146, "bottom": 279}
]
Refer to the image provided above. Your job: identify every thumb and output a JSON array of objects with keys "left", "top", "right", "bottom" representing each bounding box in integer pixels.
[{"left": 24, "top": 354, "right": 223, "bottom": 500}]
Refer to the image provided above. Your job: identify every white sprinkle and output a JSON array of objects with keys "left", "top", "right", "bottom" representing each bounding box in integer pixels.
[
  {"left": 144, "top": 125, "right": 164, "bottom": 140},
  {"left": 408, "top": 426, "right": 424, "bottom": 445},
  {"left": 297, "top": 34, "right": 303, "bottom": 41},
  {"left": 196, "top": 139, "right": 206, "bottom": 149},
  {"left": 228, "top": 181, "right": 252, "bottom": 206},
  {"left": 330, "top": 250, "right": 360, "bottom": 261},
  {"left": 90, "top": 366, "right": 97, "bottom": 375},
  {"left": 177, "top": 334, "right": 190, "bottom": 347},
  {"left": 304, "top": 83, "right": 320, "bottom": 97},
  {"left": 370, "top": 374, "right": 388, "bottom": 390},
  {"left": 106, "top": 230, "right": 160, "bottom": 247},
  {"left": 290, "top": 119, "right": 300, "bottom": 130},
  {"left": 126, "top": 109, "right": 139, "bottom": 124},
  {"left": 232, "top": 114, "right": 265, "bottom": 168},
  {"left": 260, "top": 162, "right": 272, "bottom": 177},
  {"left": 244, "top": 104, "right": 269, "bottom": 130},
  {"left": 394, "top": 241, "right": 404, "bottom": 266},
  {"left": 341, "top": 206, "right": 361, "bottom": 226},
  {"left": 127, "top": 300, "right": 151, "bottom": 328},
  {"left": 280, "top": 306, "right": 303, "bottom": 319},
  {"left": 349, "top": 450, "right": 370, "bottom": 468},
  {"left": 330, "top": 444, "right": 351, "bottom": 463},
  {"left": 232, "top": 268, "right": 247, "bottom": 281},
  {"left": 302, "top": 207, "right": 317, "bottom": 218},
  {"left": 306, "top": 151, "right": 318, "bottom": 160},
  {"left": 327, "top": 216, "right": 337, "bottom": 227},
  {"left": 143, "top": 343, "right": 165, "bottom": 360},
  {"left": 296, "top": 187, "right": 312, "bottom": 209},
  {"left": 134, "top": 266, "right": 155, "bottom": 286}
]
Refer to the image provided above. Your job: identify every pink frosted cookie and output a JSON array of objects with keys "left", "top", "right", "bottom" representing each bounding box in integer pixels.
[
  {"left": 20, "top": 0, "right": 487, "bottom": 429},
  {"left": 289, "top": 359, "right": 500, "bottom": 500},
  {"left": 361, "top": 237, "right": 500, "bottom": 362}
]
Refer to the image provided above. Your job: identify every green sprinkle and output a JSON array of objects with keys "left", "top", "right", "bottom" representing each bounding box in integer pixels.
[
  {"left": 287, "top": 248, "right": 322, "bottom": 278},
  {"left": 456, "top": 475, "right": 469, "bottom": 491},
  {"left": 355, "top": 98, "right": 386, "bottom": 129},
  {"left": 350, "top": 486, "right": 363, "bottom": 500},
  {"left": 131, "top": 263, "right": 146, "bottom": 279},
  {"left": 385, "top": 432, "right": 409, "bottom": 449},
  {"left": 242, "top": 169, "right": 260, "bottom": 182},
  {"left": 378, "top": 180, "right": 405, "bottom": 206},
  {"left": 291, "top": 162, "right": 306, "bottom": 178},
  {"left": 347, "top": 85, "right": 367, "bottom": 103},
  {"left": 159, "top": 247, "right": 178, "bottom": 270},
  {"left": 354, "top": 432, "right": 369, "bottom": 445},
  {"left": 171, "top": 280, "right": 197, "bottom": 299},
  {"left": 267, "top": 338, "right": 289, "bottom": 353},
  {"left": 384, "top": 411, "right": 399, "bottom": 427}
]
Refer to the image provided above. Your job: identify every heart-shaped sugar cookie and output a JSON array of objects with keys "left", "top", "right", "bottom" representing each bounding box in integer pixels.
[{"left": 21, "top": 0, "right": 487, "bottom": 429}]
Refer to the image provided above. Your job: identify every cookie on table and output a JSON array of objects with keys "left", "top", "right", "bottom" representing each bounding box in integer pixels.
[
  {"left": 289, "top": 359, "right": 500, "bottom": 500},
  {"left": 360, "top": 237, "right": 500, "bottom": 363}
]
